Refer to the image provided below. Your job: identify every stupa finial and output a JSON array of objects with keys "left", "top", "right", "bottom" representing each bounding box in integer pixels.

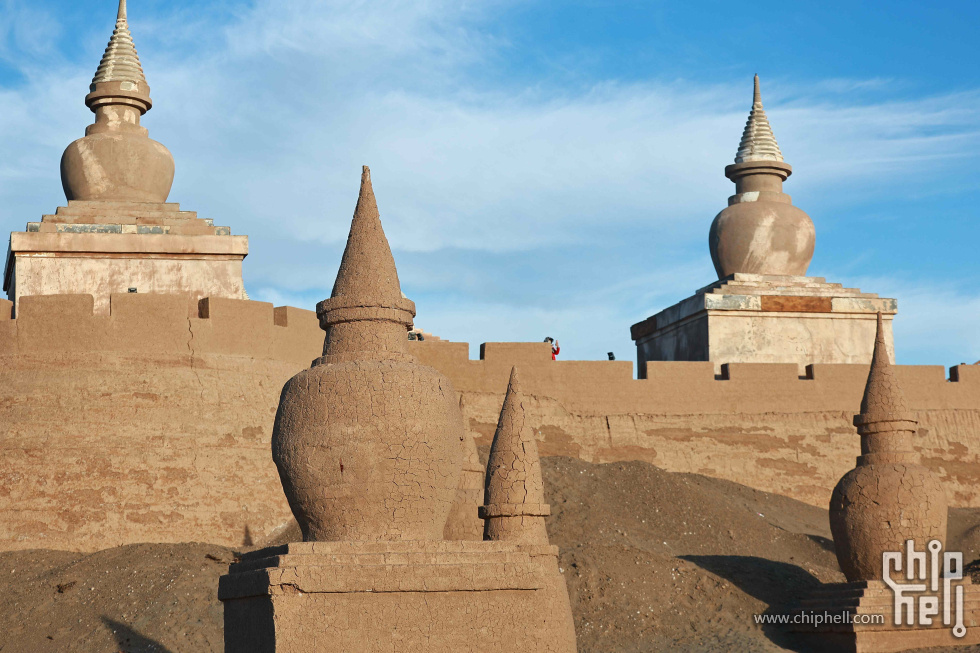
[
  {"left": 734, "top": 74, "right": 783, "bottom": 164},
  {"left": 86, "top": 0, "right": 151, "bottom": 114}
]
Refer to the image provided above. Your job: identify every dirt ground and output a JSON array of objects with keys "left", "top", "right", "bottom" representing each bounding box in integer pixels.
[{"left": 1, "top": 456, "right": 978, "bottom": 653}]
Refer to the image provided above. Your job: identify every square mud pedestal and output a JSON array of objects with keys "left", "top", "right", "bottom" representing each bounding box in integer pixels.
[
  {"left": 219, "top": 540, "right": 576, "bottom": 652},
  {"left": 788, "top": 580, "right": 980, "bottom": 653},
  {"left": 630, "top": 273, "right": 897, "bottom": 375}
]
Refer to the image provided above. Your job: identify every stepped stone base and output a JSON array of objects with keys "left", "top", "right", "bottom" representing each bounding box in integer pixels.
[
  {"left": 631, "top": 273, "right": 897, "bottom": 374},
  {"left": 219, "top": 540, "right": 577, "bottom": 653},
  {"left": 788, "top": 579, "right": 980, "bottom": 652},
  {"left": 4, "top": 200, "right": 247, "bottom": 315}
]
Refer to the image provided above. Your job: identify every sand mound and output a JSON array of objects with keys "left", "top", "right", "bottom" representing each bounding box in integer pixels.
[{"left": 1, "top": 457, "right": 977, "bottom": 652}]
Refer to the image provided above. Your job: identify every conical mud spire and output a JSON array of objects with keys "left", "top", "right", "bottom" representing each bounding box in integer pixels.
[
  {"left": 734, "top": 75, "right": 783, "bottom": 163},
  {"left": 315, "top": 167, "right": 416, "bottom": 362},
  {"left": 315, "top": 166, "right": 415, "bottom": 364},
  {"left": 852, "top": 313, "right": 917, "bottom": 463},
  {"left": 480, "top": 367, "right": 551, "bottom": 544},
  {"left": 858, "top": 313, "right": 913, "bottom": 425},
  {"left": 328, "top": 167, "right": 409, "bottom": 312}
]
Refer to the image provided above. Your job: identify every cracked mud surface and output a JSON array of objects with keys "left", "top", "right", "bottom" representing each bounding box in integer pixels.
[{"left": 2, "top": 457, "right": 978, "bottom": 652}]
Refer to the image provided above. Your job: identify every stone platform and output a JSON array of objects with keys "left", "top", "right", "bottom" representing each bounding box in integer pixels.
[
  {"left": 4, "top": 200, "right": 247, "bottom": 315},
  {"left": 788, "top": 579, "right": 980, "bottom": 652},
  {"left": 630, "top": 273, "right": 897, "bottom": 374},
  {"left": 219, "top": 540, "right": 577, "bottom": 652}
]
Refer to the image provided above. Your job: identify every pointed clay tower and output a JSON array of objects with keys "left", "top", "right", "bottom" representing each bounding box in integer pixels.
[
  {"left": 443, "top": 395, "right": 486, "bottom": 540},
  {"left": 480, "top": 367, "right": 551, "bottom": 544},
  {"left": 61, "top": 0, "right": 175, "bottom": 202},
  {"left": 708, "top": 75, "right": 815, "bottom": 278},
  {"left": 829, "top": 313, "right": 947, "bottom": 581},
  {"left": 272, "top": 166, "right": 464, "bottom": 542}
]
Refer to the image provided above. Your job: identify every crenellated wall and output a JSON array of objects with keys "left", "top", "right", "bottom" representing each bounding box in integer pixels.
[
  {"left": 0, "top": 293, "right": 322, "bottom": 552},
  {"left": 1, "top": 294, "right": 978, "bottom": 552},
  {"left": 415, "top": 341, "right": 980, "bottom": 510}
]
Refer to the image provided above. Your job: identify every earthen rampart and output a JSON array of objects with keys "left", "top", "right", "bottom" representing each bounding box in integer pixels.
[
  {"left": 410, "top": 340, "right": 980, "bottom": 510},
  {"left": 2, "top": 294, "right": 979, "bottom": 552},
  {"left": 0, "top": 293, "right": 321, "bottom": 552}
]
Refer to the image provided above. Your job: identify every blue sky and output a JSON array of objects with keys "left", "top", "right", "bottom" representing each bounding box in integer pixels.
[{"left": 1, "top": 0, "right": 978, "bottom": 368}]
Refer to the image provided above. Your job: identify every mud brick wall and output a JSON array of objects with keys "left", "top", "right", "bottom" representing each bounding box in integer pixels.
[
  {"left": 0, "top": 294, "right": 322, "bottom": 552},
  {"left": 414, "top": 341, "right": 980, "bottom": 510},
  {"left": 1, "top": 294, "right": 978, "bottom": 552}
]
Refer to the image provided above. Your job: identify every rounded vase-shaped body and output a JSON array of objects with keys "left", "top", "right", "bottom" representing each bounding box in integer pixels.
[
  {"left": 61, "top": 132, "right": 175, "bottom": 202},
  {"left": 709, "top": 201, "right": 815, "bottom": 278},
  {"left": 272, "top": 358, "right": 464, "bottom": 542},
  {"left": 829, "top": 462, "right": 947, "bottom": 581}
]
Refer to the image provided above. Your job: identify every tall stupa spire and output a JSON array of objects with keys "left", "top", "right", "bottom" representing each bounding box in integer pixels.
[
  {"left": 90, "top": 0, "right": 147, "bottom": 91},
  {"left": 85, "top": 0, "right": 152, "bottom": 115},
  {"left": 734, "top": 75, "right": 783, "bottom": 163}
]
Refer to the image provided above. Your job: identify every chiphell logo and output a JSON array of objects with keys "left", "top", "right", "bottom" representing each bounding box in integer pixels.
[{"left": 883, "top": 539, "right": 966, "bottom": 637}]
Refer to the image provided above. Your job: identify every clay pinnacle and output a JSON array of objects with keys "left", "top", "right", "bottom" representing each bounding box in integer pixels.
[
  {"left": 734, "top": 74, "right": 783, "bottom": 164},
  {"left": 329, "top": 166, "right": 407, "bottom": 311},
  {"left": 858, "top": 313, "right": 914, "bottom": 425},
  {"left": 481, "top": 366, "right": 551, "bottom": 544},
  {"left": 91, "top": 0, "right": 147, "bottom": 90},
  {"left": 488, "top": 366, "right": 538, "bottom": 509}
]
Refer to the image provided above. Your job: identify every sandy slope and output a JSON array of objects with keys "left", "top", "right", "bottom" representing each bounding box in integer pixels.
[{"left": 1, "top": 457, "right": 978, "bottom": 653}]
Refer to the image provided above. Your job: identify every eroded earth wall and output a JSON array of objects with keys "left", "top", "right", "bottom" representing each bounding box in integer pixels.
[
  {"left": 1, "top": 295, "right": 978, "bottom": 551},
  {"left": 422, "top": 341, "right": 980, "bottom": 511},
  {"left": 0, "top": 294, "right": 322, "bottom": 552}
]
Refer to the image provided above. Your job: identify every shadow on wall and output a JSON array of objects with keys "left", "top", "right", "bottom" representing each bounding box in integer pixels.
[
  {"left": 680, "top": 555, "right": 825, "bottom": 653},
  {"left": 101, "top": 617, "right": 175, "bottom": 653}
]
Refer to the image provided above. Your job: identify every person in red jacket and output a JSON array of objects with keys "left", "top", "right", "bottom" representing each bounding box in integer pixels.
[{"left": 544, "top": 337, "right": 559, "bottom": 360}]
